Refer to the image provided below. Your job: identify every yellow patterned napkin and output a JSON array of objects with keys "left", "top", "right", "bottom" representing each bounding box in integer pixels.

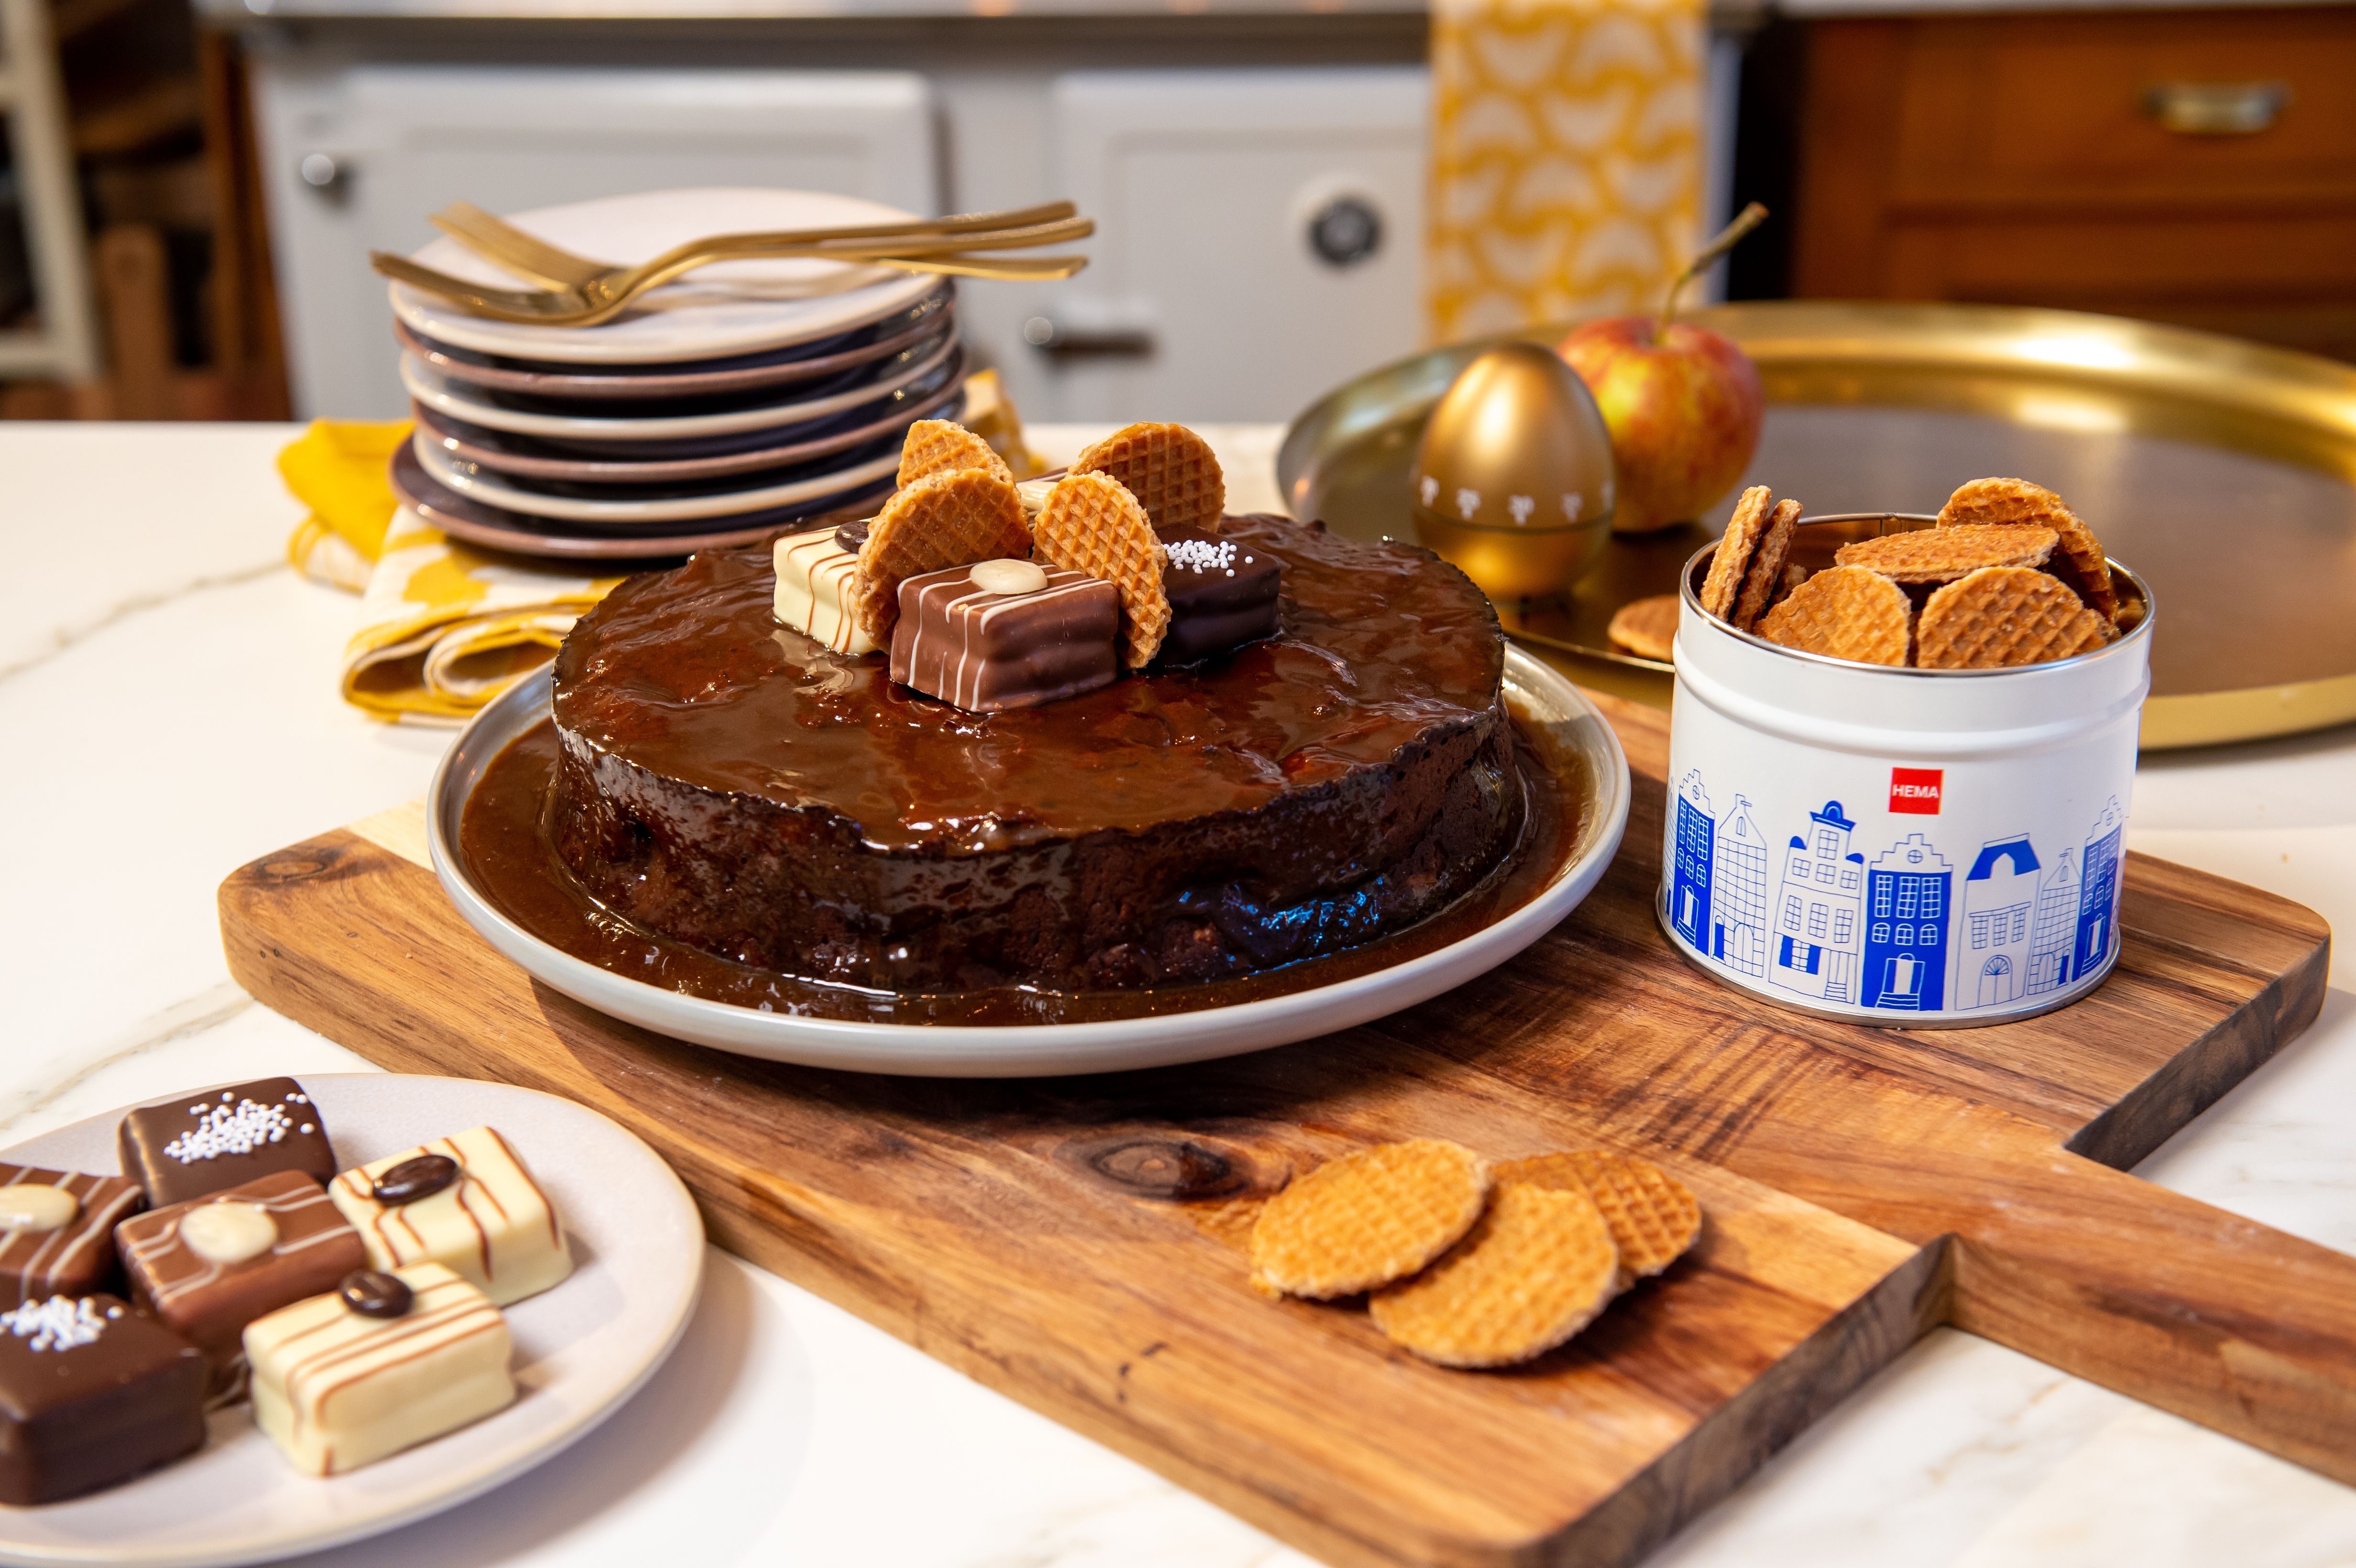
[
  {"left": 282, "top": 421, "right": 409, "bottom": 593},
  {"left": 345, "top": 509, "right": 622, "bottom": 724},
  {"left": 1427, "top": 0, "right": 1704, "bottom": 342},
  {"left": 277, "top": 420, "right": 622, "bottom": 724}
]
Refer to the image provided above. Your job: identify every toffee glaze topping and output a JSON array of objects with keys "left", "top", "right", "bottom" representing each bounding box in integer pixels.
[{"left": 553, "top": 514, "right": 1505, "bottom": 854}]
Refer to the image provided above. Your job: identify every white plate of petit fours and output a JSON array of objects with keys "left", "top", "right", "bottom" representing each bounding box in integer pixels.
[{"left": 0, "top": 1074, "right": 703, "bottom": 1566}]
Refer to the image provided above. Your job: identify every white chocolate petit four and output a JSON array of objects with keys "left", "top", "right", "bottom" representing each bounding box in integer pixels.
[
  {"left": 774, "top": 530, "right": 878, "bottom": 655},
  {"left": 326, "top": 1128, "right": 571, "bottom": 1307},
  {"left": 245, "top": 1263, "right": 513, "bottom": 1476}
]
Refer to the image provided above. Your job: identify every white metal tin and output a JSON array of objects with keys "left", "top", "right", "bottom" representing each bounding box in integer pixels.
[{"left": 1658, "top": 515, "right": 2154, "bottom": 1027}]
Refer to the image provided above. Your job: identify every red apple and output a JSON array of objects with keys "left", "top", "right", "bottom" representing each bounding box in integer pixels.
[{"left": 1557, "top": 317, "right": 1763, "bottom": 534}]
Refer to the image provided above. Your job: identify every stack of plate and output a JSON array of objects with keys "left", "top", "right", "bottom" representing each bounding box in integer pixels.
[{"left": 386, "top": 188, "right": 964, "bottom": 561}]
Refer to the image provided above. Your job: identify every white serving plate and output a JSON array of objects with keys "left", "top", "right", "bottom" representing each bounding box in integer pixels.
[
  {"left": 411, "top": 433, "right": 904, "bottom": 525},
  {"left": 399, "top": 330, "right": 958, "bottom": 443},
  {"left": 390, "top": 188, "right": 942, "bottom": 366},
  {"left": 0, "top": 1076, "right": 704, "bottom": 1568},
  {"left": 427, "top": 650, "right": 1631, "bottom": 1078}
]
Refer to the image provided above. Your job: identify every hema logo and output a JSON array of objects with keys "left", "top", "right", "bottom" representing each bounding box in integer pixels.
[{"left": 1889, "top": 768, "right": 1943, "bottom": 815}]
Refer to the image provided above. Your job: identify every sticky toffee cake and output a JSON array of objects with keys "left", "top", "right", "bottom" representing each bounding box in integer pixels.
[{"left": 546, "top": 513, "right": 1522, "bottom": 992}]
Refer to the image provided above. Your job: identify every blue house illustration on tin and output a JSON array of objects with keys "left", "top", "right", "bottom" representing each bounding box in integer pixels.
[
  {"left": 1863, "top": 833, "right": 1953, "bottom": 1010},
  {"left": 1712, "top": 795, "right": 1770, "bottom": 977},
  {"left": 1962, "top": 836, "right": 2040, "bottom": 1009},
  {"left": 1771, "top": 801, "right": 1864, "bottom": 1004},
  {"left": 1669, "top": 771, "right": 1714, "bottom": 952},
  {"left": 2074, "top": 798, "right": 2125, "bottom": 980},
  {"left": 2027, "top": 847, "right": 2079, "bottom": 995}
]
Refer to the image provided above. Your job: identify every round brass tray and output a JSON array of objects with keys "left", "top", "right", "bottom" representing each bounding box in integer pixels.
[{"left": 1277, "top": 300, "right": 2356, "bottom": 750}]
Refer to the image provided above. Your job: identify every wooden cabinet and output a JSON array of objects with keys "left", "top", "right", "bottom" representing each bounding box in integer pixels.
[{"left": 1791, "top": 9, "right": 2356, "bottom": 360}]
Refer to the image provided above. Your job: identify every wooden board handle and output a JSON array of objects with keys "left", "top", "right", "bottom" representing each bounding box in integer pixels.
[{"left": 1956, "top": 1151, "right": 2356, "bottom": 1483}]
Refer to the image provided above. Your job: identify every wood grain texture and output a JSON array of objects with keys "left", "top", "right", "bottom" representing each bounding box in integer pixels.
[
  {"left": 1792, "top": 10, "right": 2356, "bottom": 361},
  {"left": 218, "top": 693, "right": 2345, "bottom": 1566}
]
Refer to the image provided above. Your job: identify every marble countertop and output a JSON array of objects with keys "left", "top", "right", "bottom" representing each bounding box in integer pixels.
[{"left": 6, "top": 418, "right": 2354, "bottom": 1568}]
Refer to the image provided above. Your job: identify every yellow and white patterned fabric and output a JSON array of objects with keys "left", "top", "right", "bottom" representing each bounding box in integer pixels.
[
  {"left": 344, "top": 509, "right": 622, "bottom": 724},
  {"left": 1427, "top": 0, "right": 1706, "bottom": 343},
  {"left": 276, "top": 421, "right": 622, "bottom": 725}
]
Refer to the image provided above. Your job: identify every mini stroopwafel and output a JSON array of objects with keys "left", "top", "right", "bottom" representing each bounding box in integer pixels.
[
  {"left": 1247, "top": 1139, "right": 1490, "bottom": 1300},
  {"left": 1032, "top": 472, "right": 1172, "bottom": 668},
  {"left": 1367, "top": 1183, "right": 1620, "bottom": 1368},
  {"left": 897, "top": 419, "right": 1012, "bottom": 488},
  {"left": 1073, "top": 422, "right": 1226, "bottom": 536},
  {"left": 1699, "top": 486, "right": 1772, "bottom": 621},
  {"left": 1730, "top": 498, "right": 1802, "bottom": 631},
  {"left": 1754, "top": 565, "right": 1912, "bottom": 666},
  {"left": 1915, "top": 565, "right": 2114, "bottom": 670},
  {"left": 1834, "top": 523, "right": 2058, "bottom": 583},
  {"left": 852, "top": 468, "right": 1032, "bottom": 642},
  {"left": 1606, "top": 595, "right": 1678, "bottom": 662},
  {"left": 1493, "top": 1150, "right": 1700, "bottom": 1286},
  {"left": 1935, "top": 478, "right": 2117, "bottom": 623}
]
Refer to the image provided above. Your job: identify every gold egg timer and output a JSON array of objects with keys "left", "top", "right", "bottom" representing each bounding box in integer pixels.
[{"left": 1409, "top": 343, "right": 1617, "bottom": 602}]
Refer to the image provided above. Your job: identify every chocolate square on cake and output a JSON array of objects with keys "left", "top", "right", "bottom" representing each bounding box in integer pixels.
[
  {"left": 327, "top": 1128, "right": 572, "bottom": 1307},
  {"left": 119, "top": 1078, "right": 336, "bottom": 1207},
  {"left": 116, "top": 1170, "right": 366, "bottom": 1391},
  {"left": 888, "top": 560, "right": 1120, "bottom": 711},
  {"left": 0, "top": 1167, "right": 145, "bottom": 1306},
  {"left": 1156, "top": 528, "right": 1282, "bottom": 665},
  {"left": 246, "top": 1262, "right": 514, "bottom": 1476},
  {"left": 0, "top": 1293, "right": 206, "bottom": 1503}
]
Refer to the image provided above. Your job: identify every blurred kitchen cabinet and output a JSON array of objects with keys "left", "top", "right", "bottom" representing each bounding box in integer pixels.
[
  {"left": 1792, "top": 9, "right": 2356, "bottom": 360},
  {"left": 1034, "top": 67, "right": 1427, "bottom": 424},
  {"left": 250, "top": 65, "right": 937, "bottom": 416}
]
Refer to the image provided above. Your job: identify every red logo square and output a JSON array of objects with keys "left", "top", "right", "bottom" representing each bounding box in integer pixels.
[{"left": 1889, "top": 768, "right": 1943, "bottom": 815}]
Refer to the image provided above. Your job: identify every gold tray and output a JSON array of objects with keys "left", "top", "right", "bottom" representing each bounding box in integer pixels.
[{"left": 1277, "top": 301, "right": 2356, "bottom": 750}]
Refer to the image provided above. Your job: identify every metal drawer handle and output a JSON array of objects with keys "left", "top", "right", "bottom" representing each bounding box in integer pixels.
[
  {"left": 1021, "top": 316, "right": 1156, "bottom": 360},
  {"left": 2142, "top": 80, "right": 2291, "bottom": 136}
]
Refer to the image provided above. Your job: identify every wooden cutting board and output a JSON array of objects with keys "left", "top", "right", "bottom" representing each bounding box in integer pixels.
[{"left": 218, "top": 691, "right": 2350, "bottom": 1568}]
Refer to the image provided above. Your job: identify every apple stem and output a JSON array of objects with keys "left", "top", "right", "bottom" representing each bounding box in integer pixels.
[{"left": 1655, "top": 202, "right": 1769, "bottom": 343}]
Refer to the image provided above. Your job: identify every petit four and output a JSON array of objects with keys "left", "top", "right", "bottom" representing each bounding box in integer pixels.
[
  {"left": 118, "top": 1078, "right": 335, "bottom": 1207},
  {"left": 888, "top": 559, "right": 1120, "bottom": 711},
  {"left": 0, "top": 1294, "right": 206, "bottom": 1503},
  {"left": 1155, "top": 528, "right": 1281, "bottom": 665},
  {"left": 773, "top": 529, "right": 878, "bottom": 656},
  {"left": 116, "top": 1170, "right": 366, "bottom": 1391},
  {"left": 327, "top": 1128, "right": 571, "bottom": 1307},
  {"left": 246, "top": 1263, "right": 514, "bottom": 1476},
  {"left": 0, "top": 1165, "right": 144, "bottom": 1305}
]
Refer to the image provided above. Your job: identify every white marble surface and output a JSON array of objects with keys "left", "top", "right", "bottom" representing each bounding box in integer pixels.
[{"left": 3, "top": 419, "right": 2352, "bottom": 1568}]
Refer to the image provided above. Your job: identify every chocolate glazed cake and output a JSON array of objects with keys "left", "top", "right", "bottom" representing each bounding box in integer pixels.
[{"left": 547, "top": 514, "right": 1521, "bottom": 992}]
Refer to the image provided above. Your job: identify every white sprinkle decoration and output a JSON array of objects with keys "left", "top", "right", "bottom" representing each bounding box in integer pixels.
[
  {"left": 1, "top": 1297, "right": 109, "bottom": 1353},
  {"left": 1162, "top": 539, "right": 1236, "bottom": 576},
  {"left": 301, "top": 1124, "right": 316, "bottom": 1134},
  {"left": 163, "top": 1098, "right": 294, "bottom": 1165}
]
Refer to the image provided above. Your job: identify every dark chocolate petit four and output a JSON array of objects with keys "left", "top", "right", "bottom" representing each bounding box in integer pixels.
[
  {"left": 0, "top": 1293, "right": 206, "bottom": 1503},
  {"left": 1156, "top": 528, "right": 1282, "bottom": 665},
  {"left": 118, "top": 1078, "right": 335, "bottom": 1207},
  {"left": 0, "top": 1167, "right": 144, "bottom": 1306},
  {"left": 116, "top": 1169, "right": 366, "bottom": 1394},
  {"left": 888, "top": 558, "right": 1120, "bottom": 712}
]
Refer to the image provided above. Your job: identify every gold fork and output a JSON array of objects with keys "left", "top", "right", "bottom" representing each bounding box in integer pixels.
[
  {"left": 373, "top": 246, "right": 1088, "bottom": 326},
  {"left": 373, "top": 209, "right": 1091, "bottom": 326},
  {"left": 430, "top": 198, "right": 1080, "bottom": 292}
]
